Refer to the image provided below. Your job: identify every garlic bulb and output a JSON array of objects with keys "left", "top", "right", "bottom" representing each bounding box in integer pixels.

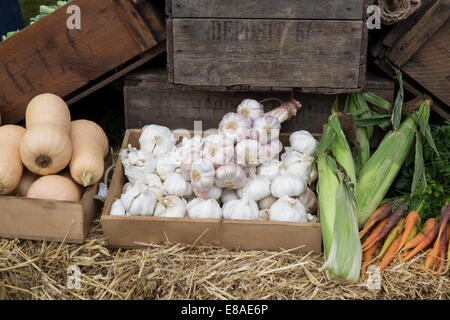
[
  {"left": 219, "top": 113, "right": 251, "bottom": 143},
  {"left": 179, "top": 135, "right": 203, "bottom": 157},
  {"left": 253, "top": 115, "right": 281, "bottom": 144},
  {"left": 202, "top": 134, "right": 234, "bottom": 167},
  {"left": 181, "top": 149, "right": 202, "bottom": 181},
  {"left": 120, "top": 145, "right": 156, "bottom": 183},
  {"left": 258, "top": 139, "right": 283, "bottom": 163},
  {"left": 270, "top": 195, "right": 307, "bottom": 222},
  {"left": 121, "top": 183, "right": 157, "bottom": 216},
  {"left": 193, "top": 185, "right": 222, "bottom": 200},
  {"left": 215, "top": 164, "right": 247, "bottom": 189},
  {"left": 258, "top": 195, "right": 277, "bottom": 210},
  {"left": 110, "top": 199, "right": 126, "bottom": 216},
  {"left": 163, "top": 172, "right": 192, "bottom": 197},
  {"left": 271, "top": 175, "right": 306, "bottom": 198},
  {"left": 298, "top": 187, "right": 318, "bottom": 213},
  {"left": 281, "top": 149, "right": 317, "bottom": 184},
  {"left": 241, "top": 176, "right": 271, "bottom": 201},
  {"left": 221, "top": 189, "right": 239, "bottom": 203},
  {"left": 258, "top": 209, "right": 271, "bottom": 221},
  {"left": 235, "top": 139, "right": 260, "bottom": 166},
  {"left": 257, "top": 160, "right": 281, "bottom": 180},
  {"left": 190, "top": 158, "right": 215, "bottom": 191},
  {"left": 140, "top": 173, "right": 164, "bottom": 198},
  {"left": 289, "top": 130, "right": 318, "bottom": 156},
  {"left": 187, "top": 198, "right": 222, "bottom": 219},
  {"left": 153, "top": 196, "right": 187, "bottom": 218},
  {"left": 139, "top": 124, "right": 176, "bottom": 157},
  {"left": 244, "top": 165, "right": 257, "bottom": 179},
  {"left": 156, "top": 150, "right": 182, "bottom": 181},
  {"left": 222, "top": 198, "right": 259, "bottom": 220},
  {"left": 237, "top": 99, "right": 264, "bottom": 122}
]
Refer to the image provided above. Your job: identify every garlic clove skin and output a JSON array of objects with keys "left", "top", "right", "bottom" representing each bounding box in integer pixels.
[
  {"left": 120, "top": 145, "right": 156, "bottom": 184},
  {"left": 110, "top": 199, "right": 126, "bottom": 216},
  {"left": 271, "top": 175, "right": 306, "bottom": 198},
  {"left": 257, "top": 160, "right": 281, "bottom": 180},
  {"left": 193, "top": 185, "right": 222, "bottom": 200},
  {"left": 179, "top": 135, "right": 204, "bottom": 157},
  {"left": 237, "top": 99, "right": 264, "bottom": 123},
  {"left": 242, "top": 176, "right": 271, "bottom": 201},
  {"left": 222, "top": 198, "right": 259, "bottom": 220},
  {"left": 298, "top": 187, "right": 318, "bottom": 213},
  {"left": 252, "top": 115, "right": 281, "bottom": 144},
  {"left": 258, "top": 195, "right": 277, "bottom": 210},
  {"left": 244, "top": 165, "right": 257, "bottom": 179},
  {"left": 258, "top": 209, "right": 271, "bottom": 221},
  {"left": 202, "top": 134, "right": 234, "bottom": 167},
  {"left": 187, "top": 198, "right": 222, "bottom": 219},
  {"left": 235, "top": 139, "right": 260, "bottom": 167},
  {"left": 181, "top": 149, "right": 202, "bottom": 181},
  {"left": 221, "top": 188, "right": 239, "bottom": 204},
  {"left": 219, "top": 112, "right": 251, "bottom": 143},
  {"left": 120, "top": 183, "right": 141, "bottom": 210},
  {"left": 289, "top": 130, "right": 318, "bottom": 156},
  {"left": 139, "top": 125, "right": 176, "bottom": 157},
  {"left": 140, "top": 173, "right": 164, "bottom": 198},
  {"left": 163, "top": 173, "right": 193, "bottom": 197},
  {"left": 190, "top": 158, "right": 215, "bottom": 191},
  {"left": 153, "top": 196, "right": 187, "bottom": 218},
  {"left": 215, "top": 164, "right": 247, "bottom": 189},
  {"left": 270, "top": 195, "right": 307, "bottom": 222},
  {"left": 156, "top": 149, "right": 182, "bottom": 181},
  {"left": 127, "top": 185, "right": 157, "bottom": 216},
  {"left": 258, "top": 139, "right": 283, "bottom": 163},
  {"left": 307, "top": 213, "right": 319, "bottom": 223}
]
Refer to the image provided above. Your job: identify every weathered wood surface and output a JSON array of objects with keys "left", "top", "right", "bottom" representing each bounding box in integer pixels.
[
  {"left": 0, "top": 0, "right": 164, "bottom": 124},
  {"left": 101, "top": 129, "right": 322, "bottom": 252},
  {"left": 124, "top": 68, "right": 393, "bottom": 136},
  {"left": 169, "top": 18, "right": 365, "bottom": 90},
  {"left": 168, "top": 0, "right": 365, "bottom": 20}
]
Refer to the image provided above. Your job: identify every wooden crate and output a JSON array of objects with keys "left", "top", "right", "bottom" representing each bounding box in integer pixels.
[
  {"left": 0, "top": 0, "right": 165, "bottom": 124},
  {"left": 371, "top": 0, "right": 450, "bottom": 119},
  {"left": 101, "top": 130, "right": 322, "bottom": 252},
  {"left": 166, "top": 0, "right": 368, "bottom": 93},
  {"left": 124, "top": 68, "right": 394, "bottom": 136},
  {"left": 0, "top": 176, "right": 102, "bottom": 244}
]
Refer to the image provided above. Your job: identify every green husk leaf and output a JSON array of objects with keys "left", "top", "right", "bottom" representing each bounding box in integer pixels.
[
  {"left": 391, "top": 65, "right": 404, "bottom": 130},
  {"left": 363, "top": 91, "right": 392, "bottom": 112},
  {"left": 411, "top": 133, "right": 426, "bottom": 196},
  {"left": 353, "top": 114, "right": 392, "bottom": 127},
  {"left": 412, "top": 99, "right": 439, "bottom": 157}
]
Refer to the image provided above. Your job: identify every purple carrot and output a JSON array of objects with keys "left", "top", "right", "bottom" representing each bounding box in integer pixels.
[
  {"left": 362, "top": 203, "right": 407, "bottom": 250},
  {"left": 359, "top": 200, "right": 400, "bottom": 238},
  {"left": 437, "top": 203, "right": 450, "bottom": 272}
]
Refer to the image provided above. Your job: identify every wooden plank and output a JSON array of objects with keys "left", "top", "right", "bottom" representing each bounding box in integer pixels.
[
  {"left": 0, "top": 0, "right": 162, "bottom": 124},
  {"left": 401, "top": 20, "right": 450, "bottom": 106},
  {"left": 387, "top": 0, "right": 449, "bottom": 67},
  {"left": 171, "top": 19, "right": 364, "bottom": 89},
  {"left": 101, "top": 129, "right": 322, "bottom": 252},
  {"left": 169, "top": 0, "right": 365, "bottom": 20}
]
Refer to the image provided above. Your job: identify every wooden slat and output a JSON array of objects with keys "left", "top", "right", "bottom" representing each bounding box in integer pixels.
[
  {"left": 169, "top": 0, "right": 365, "bottom": 20},
  {"left": 171, "top": 19, "right": 364, "bottom": 89},
  {"left": 401, "top": 19, "right": 450, "bottom": 106},
  {"left": 387, "top": 0, "right": 449, "bottom": 67},
  {"left": 0, "top": 0, "right": 162, "bottom": 124}
]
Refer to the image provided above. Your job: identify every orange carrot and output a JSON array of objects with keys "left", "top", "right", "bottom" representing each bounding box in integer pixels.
[
  {"left": 396, "top": 211, "right": 420, "bottom": 253},
  {"left": 403, "top": 218, "right": 437, "bottom": 251},
  {"left": 425, "top": 235, "right": 441, "bottom": 271},
  {"left": 360, "top": 203, "right": 389, "bottom": 238},
  {"left": 362, "top": 218, "right": 388, "bottom": 250},
  {"left": 402, "top": 222, "right": 440, "bottom": 263},
  {"left": 361, "top": 240, "right": 380, "bottom": 276},
  {"left": 379, "top": 235, "right": 401, "bottom": 271}
]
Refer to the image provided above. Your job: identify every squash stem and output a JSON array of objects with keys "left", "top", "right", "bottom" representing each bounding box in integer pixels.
[{"left": 79, "top": 171, "right": 93, "bottom": 187}]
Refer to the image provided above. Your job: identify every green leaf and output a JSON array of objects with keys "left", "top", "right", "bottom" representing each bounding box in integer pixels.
[
  {"left": 412, "top": 100, "right": 439, "bottom": 157},
  {"left": 390, "top": 65, "right": 404, "bottom": 130},
  {"left": 317, "top": 122, "right": 336, "bottom": 158},
  {"left": 363, "top": 91, "right": 392, "bottom": 112},
  {"left": 353, "top": 114, "right": 391, "bottom": 127}
]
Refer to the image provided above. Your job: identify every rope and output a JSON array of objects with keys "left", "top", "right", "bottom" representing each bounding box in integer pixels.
[{"left": 369, "top": 0, "right": 422, "bottom": 25}]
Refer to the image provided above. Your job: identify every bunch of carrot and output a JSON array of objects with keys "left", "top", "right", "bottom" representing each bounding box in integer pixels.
[{"left": 359, "top": 201, "right": 450, "bottom": 275}]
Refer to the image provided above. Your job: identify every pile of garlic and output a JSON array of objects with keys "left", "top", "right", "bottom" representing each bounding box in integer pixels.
[{"left": 110, "top": 99, "right": 319, "bottom": 223}]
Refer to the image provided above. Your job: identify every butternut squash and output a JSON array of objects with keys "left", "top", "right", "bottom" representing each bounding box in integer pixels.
[
  {"left": 14, "top": 169, "right": 40, "bottom": 196},
  {"left": 20, "top": 93, "right": 72, "bottom": 175},
  {"left": 0, "top": 125, "right": 26, "bottom": 195},
  {"left": 26, "top": 175, "right": 83, "bottom": 202},
  {"left": 69, "top": 120, "right": 109, "bottom": 187}
]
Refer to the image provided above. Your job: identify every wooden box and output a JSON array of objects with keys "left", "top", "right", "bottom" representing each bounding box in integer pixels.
[
  {"left": 124, "top": 68, "right": 394, "bottom": 135},
  {"left": 371, "top": 0, "right": 450, "bottom": 119},
  {"left": 101, "top": 130, "right": 322, "bottom": 252},
  {"left": 0, "top": 182, "right": 101, "bottom": 244},
  {"left": 0, "top": 0, "right": 165, "bottom": 124},
  {"left": 166, "top": 0, "right": 368, "bottom": 93}
]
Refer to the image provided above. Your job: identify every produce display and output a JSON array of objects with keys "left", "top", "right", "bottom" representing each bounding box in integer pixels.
[
  {"left": 110, "top": 99, "right": 320, "bottom": 223},
  {"left": 0, "top": 93, "right": 109, "bottom": 202}
]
